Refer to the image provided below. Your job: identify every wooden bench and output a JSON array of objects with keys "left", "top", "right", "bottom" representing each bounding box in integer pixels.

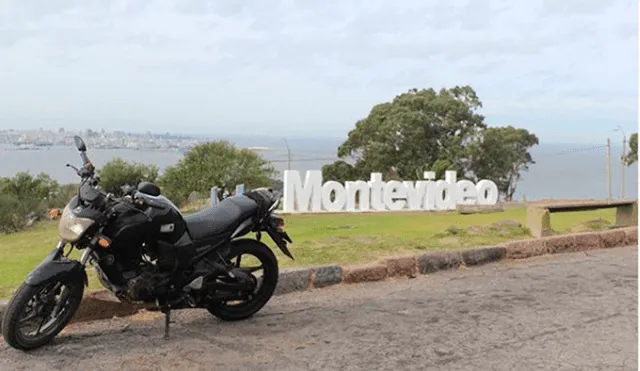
[{"left": 526, "top": 200, "right": 638, "bottom": 238}]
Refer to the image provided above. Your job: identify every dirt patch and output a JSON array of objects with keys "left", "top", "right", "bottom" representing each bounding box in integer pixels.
[
  {"left": 570, "top": 218, "right": 612, "bottom": 233},
  {"left": 489, "top": 220, "right": 524, "bottom": 233},
  {"left": 440, "top": 220, "right": 526, "bottom": 238},
  {"left": 322, "top": 224, "right": 355, "bottom": 231},
  {"left": 318, "top": 235, "right": 377, "bottom": 246},
  {"left": 440, "top": 237, "right": 461, "bottom": 245}
]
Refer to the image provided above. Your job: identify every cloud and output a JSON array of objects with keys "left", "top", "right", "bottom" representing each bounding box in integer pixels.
[{"left": 0, "top": 0, "right": 636, "bottom": 140}]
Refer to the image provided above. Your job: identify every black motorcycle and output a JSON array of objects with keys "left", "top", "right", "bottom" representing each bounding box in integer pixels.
[{"left": 1, "top": 136, "right": 294, "bottom": 351}]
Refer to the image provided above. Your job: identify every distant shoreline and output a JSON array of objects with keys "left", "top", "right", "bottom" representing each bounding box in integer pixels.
[{"left": 2, "top": 146, "right": 189, "bottom": 152}]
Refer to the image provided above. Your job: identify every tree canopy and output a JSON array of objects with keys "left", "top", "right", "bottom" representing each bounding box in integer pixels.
[
  {"left": 159, "top": 141, "right": 276, "bottom": 202},
  {"left": 466, "top": 126, "right": 539, "bottom": 200},
  {"left": 335, "top": 86, "right": 486, "bottom": 180},
  {"left": 624, "top": 132, "right": 637, "bottom": 166},
  {"left": 323, "top": 85, "right": 539, "bottom": 201},
  {"left": 321, "top": 160, "right": 358, "bottom": 184}
]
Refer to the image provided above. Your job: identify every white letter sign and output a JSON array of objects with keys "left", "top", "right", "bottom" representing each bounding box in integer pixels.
[{"left": 282, "top": 169, "right": 499, "bottom": 213}]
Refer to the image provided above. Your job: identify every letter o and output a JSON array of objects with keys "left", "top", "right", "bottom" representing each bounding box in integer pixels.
[
  {"left": 475, "top": 180, "right": 498, "bottom": 205},
  {"left": 321, "top": 181, "right": 347, "bottom": 212}
]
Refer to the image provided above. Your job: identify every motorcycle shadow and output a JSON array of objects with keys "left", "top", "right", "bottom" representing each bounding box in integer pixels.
[{"left": 3, "top": 306, "right": 317, "bottom": 356}]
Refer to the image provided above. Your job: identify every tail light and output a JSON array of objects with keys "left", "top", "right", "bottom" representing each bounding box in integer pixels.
[{"left": 271, "top": 215, "right": 285, "bottom": 232}]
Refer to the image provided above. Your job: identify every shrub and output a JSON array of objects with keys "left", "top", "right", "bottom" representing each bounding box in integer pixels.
[
  {"left": 0, "top": 195, "right": 46, "bottom": 233},
  {"left": 98, "top": 158, "right": 159, "bottom": 196}
]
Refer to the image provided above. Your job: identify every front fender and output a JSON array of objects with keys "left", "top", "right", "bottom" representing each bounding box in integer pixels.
[{"left": 25, "top": 248, "right": 88, "bottom": 287}]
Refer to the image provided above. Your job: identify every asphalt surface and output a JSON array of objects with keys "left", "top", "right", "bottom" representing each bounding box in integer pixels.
[{"left": 1, "top": 246, "right": 637, "bottom": 371}]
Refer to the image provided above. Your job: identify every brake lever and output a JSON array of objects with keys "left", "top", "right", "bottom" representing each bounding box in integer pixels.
[{"left": 66, "top": 163, "right": 80, "bottom": 173}]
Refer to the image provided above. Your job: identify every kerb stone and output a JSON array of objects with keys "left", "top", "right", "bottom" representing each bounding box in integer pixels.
[
  {"left": 343, "top": 264, "right": 388, "bottom": 284},
  {"left": 275, "top": 268, "right": 312, "bottom": 296},
  {"left": 418, "top": 252, "right": 462, "bottom": 274},
  {"left": 460, "top": 246, "right": 506, "bottom": 266},
  {"left": 312, "top": 265, "right": 343, "bottom": 288},
  {"left": 598, "top": 229, "right": 626, "bottom": 248},
  {"left": 384, "top": 256, "right": 417, "bottom": 277}
]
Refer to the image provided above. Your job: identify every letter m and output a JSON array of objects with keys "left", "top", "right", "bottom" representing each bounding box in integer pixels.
[{"left": 283, "top": 170, "right": 322, "bottom": 212}]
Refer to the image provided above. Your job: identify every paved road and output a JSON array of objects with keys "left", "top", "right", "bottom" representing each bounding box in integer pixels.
[{"left": 1, "top": 246, "right": 637, "bottom": 371}]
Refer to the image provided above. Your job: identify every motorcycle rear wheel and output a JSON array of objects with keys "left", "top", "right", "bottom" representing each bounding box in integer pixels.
[
  {"left": 206, "top": 239, "right": 279, "bottom": 321},
  {"left": 1, "top": 276, "right": 84, "bottom": 351}
]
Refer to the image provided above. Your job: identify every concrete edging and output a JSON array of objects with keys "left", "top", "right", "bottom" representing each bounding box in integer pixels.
[{"left": 0, "top": 226, "right": 637, "bottom": 328}]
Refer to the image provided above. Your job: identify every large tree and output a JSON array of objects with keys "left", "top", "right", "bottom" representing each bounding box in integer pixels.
[
  {"left": 624, "top": 132, "right": 637, "bottom": 166},
  {"left": 325, "top": 85, "right": 539, "bottom": 201},
  {"left": 467, "top": 126, "right": 539, "bottom": 201},
  {"left": 159, "top": 141, "right": 276, "bottom": 203},
  {"left": 335, "top": 86, "right": 487, "bottom": 180}
]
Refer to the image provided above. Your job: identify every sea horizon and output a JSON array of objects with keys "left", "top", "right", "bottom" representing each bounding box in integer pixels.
[{"left": 0, "top": 137, "right": 637, "bottom": 202}]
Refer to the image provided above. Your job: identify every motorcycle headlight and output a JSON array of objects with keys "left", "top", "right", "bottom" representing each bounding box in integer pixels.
[{"left": 58, "top": 204, "right": 95, "bottom": 243}]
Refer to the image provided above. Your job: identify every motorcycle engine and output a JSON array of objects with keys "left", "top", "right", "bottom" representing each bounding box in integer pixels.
[
  {"left": 122, "top": 268, "right": 159, "bottom": 302},
  {"left": 120, "top": 241, "right": 177, "bottom": 302}
]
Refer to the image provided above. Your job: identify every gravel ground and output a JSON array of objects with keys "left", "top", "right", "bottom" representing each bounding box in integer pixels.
[{"left": 1, "top": 245, "right": 637, "bottom": 371}]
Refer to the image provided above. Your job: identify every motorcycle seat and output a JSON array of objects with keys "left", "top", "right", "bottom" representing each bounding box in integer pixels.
[{"left": 184, "top": 195, "right": 259, "bottom": 241}]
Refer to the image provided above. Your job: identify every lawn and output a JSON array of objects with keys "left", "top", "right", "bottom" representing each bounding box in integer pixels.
[{"left": 0, "top": 207, "right": 616, "bottom": 299}]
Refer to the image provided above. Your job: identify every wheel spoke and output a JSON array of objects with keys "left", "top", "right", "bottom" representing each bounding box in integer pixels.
[
  {"left": 34, "top": 315, "right": 48, "bottom": 336},
  {"left": 241, "top": 265, "right": 263, "bottom": 273},
  {"left": 18, "top": 311, "right": 40, "bottom": 325},
  {"left": 52, "top": 293, "right": 68, "bottom": 318}
]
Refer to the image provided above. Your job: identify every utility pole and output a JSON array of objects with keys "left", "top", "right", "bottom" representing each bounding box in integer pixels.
[
  {"left": 606, "top": 138, "right": 612, "bottom": 201},
  {"left": 621, "top": 133, "right": 627, "bottom": 199},
  {"left": 282, "top": 137, "right": 294, "bottom": 209},
  {"left": 282, "top": 137, "right": 292, "bottom": 171},
  {"left": 615, "top": 126, "right": 627, "bottom": 199}
]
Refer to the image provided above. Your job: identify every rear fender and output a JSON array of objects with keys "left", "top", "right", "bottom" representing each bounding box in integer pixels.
[
  {"left": 266, "top": 228, "right": 294, "bottom": 260},
  {"left": 25, "top": 248, "right": 88, "bottom": 287}
]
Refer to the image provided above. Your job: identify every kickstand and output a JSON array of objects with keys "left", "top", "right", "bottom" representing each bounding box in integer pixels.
[{"left": 163, "top": 306, "right": 171, "bottom": 340}]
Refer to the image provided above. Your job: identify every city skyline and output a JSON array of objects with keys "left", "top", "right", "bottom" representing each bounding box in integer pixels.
[{"left": 0, "top": 126, "right": 635, "bottom": 148}]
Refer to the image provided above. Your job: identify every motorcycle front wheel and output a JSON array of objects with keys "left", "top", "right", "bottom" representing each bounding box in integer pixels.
[{"left": 2, "top": 276, "right": 84, "bottom": 351}]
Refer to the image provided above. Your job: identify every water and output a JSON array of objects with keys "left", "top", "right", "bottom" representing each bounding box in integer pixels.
[{"left": 0, "top": 138, "right": 637, "bottom": 201}]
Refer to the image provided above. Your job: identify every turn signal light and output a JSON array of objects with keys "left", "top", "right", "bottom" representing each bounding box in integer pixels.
[
  {"left": 49, "top": 209, "right": 61, "bottom": 218},
  {"left": 97, "top": 237, "right": 111, "bottom": 248}
]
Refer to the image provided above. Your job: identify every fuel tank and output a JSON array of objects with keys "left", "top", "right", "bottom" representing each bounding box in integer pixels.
[{"left": 135, "top": 192, "right": 189, "bottom": 245}]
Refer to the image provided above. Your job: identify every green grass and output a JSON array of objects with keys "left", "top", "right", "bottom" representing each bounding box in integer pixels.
[{"left": 0, "top": 207, "right": 616, "bottom": 299}]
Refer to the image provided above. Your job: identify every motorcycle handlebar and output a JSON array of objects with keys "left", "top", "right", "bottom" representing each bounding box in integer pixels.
[{"left": 80, "top": 151, "right": 90, "bottom": 166}]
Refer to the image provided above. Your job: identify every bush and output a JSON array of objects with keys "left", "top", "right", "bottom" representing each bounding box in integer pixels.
[
  {"left": 0, "top": 195, "right": 46, "bottom": 233},
  {"left": 98, "top": 158, "right": 159, "bottom": 196},
  {"left": 158, "top": 141, "right": 276, "bottom": 205},
  {"left": 47, "top": 183, "right": 79, "bottom": 209},
  {"left": 0, "top": 172, "right": 61, "bottom": 233},
  {"left": 0, "top": 172, "right": 60, "bottom": 201}
]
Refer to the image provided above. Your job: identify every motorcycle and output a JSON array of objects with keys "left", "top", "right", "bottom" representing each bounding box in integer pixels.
[{"left": 1, "top": 136, "right": 294, "bottom": 351}]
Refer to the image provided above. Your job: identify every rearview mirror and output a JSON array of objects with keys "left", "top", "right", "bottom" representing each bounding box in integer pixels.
[{"left": 73, "top": 136, "right": 87, "bottom": 152}]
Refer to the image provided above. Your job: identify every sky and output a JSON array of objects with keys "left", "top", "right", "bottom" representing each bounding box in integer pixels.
[{"left": 0, "top": 0, "right": 638, "bottom": 144}]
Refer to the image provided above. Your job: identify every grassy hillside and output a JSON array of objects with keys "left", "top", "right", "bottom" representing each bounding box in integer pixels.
[{"left": 0, "top": 207, "right": 616, "bottom": 298}]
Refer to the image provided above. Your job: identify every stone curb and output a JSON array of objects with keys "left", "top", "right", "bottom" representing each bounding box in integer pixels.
[{"left": 0, "top": 226, "right": 637, "bottom": 329}]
